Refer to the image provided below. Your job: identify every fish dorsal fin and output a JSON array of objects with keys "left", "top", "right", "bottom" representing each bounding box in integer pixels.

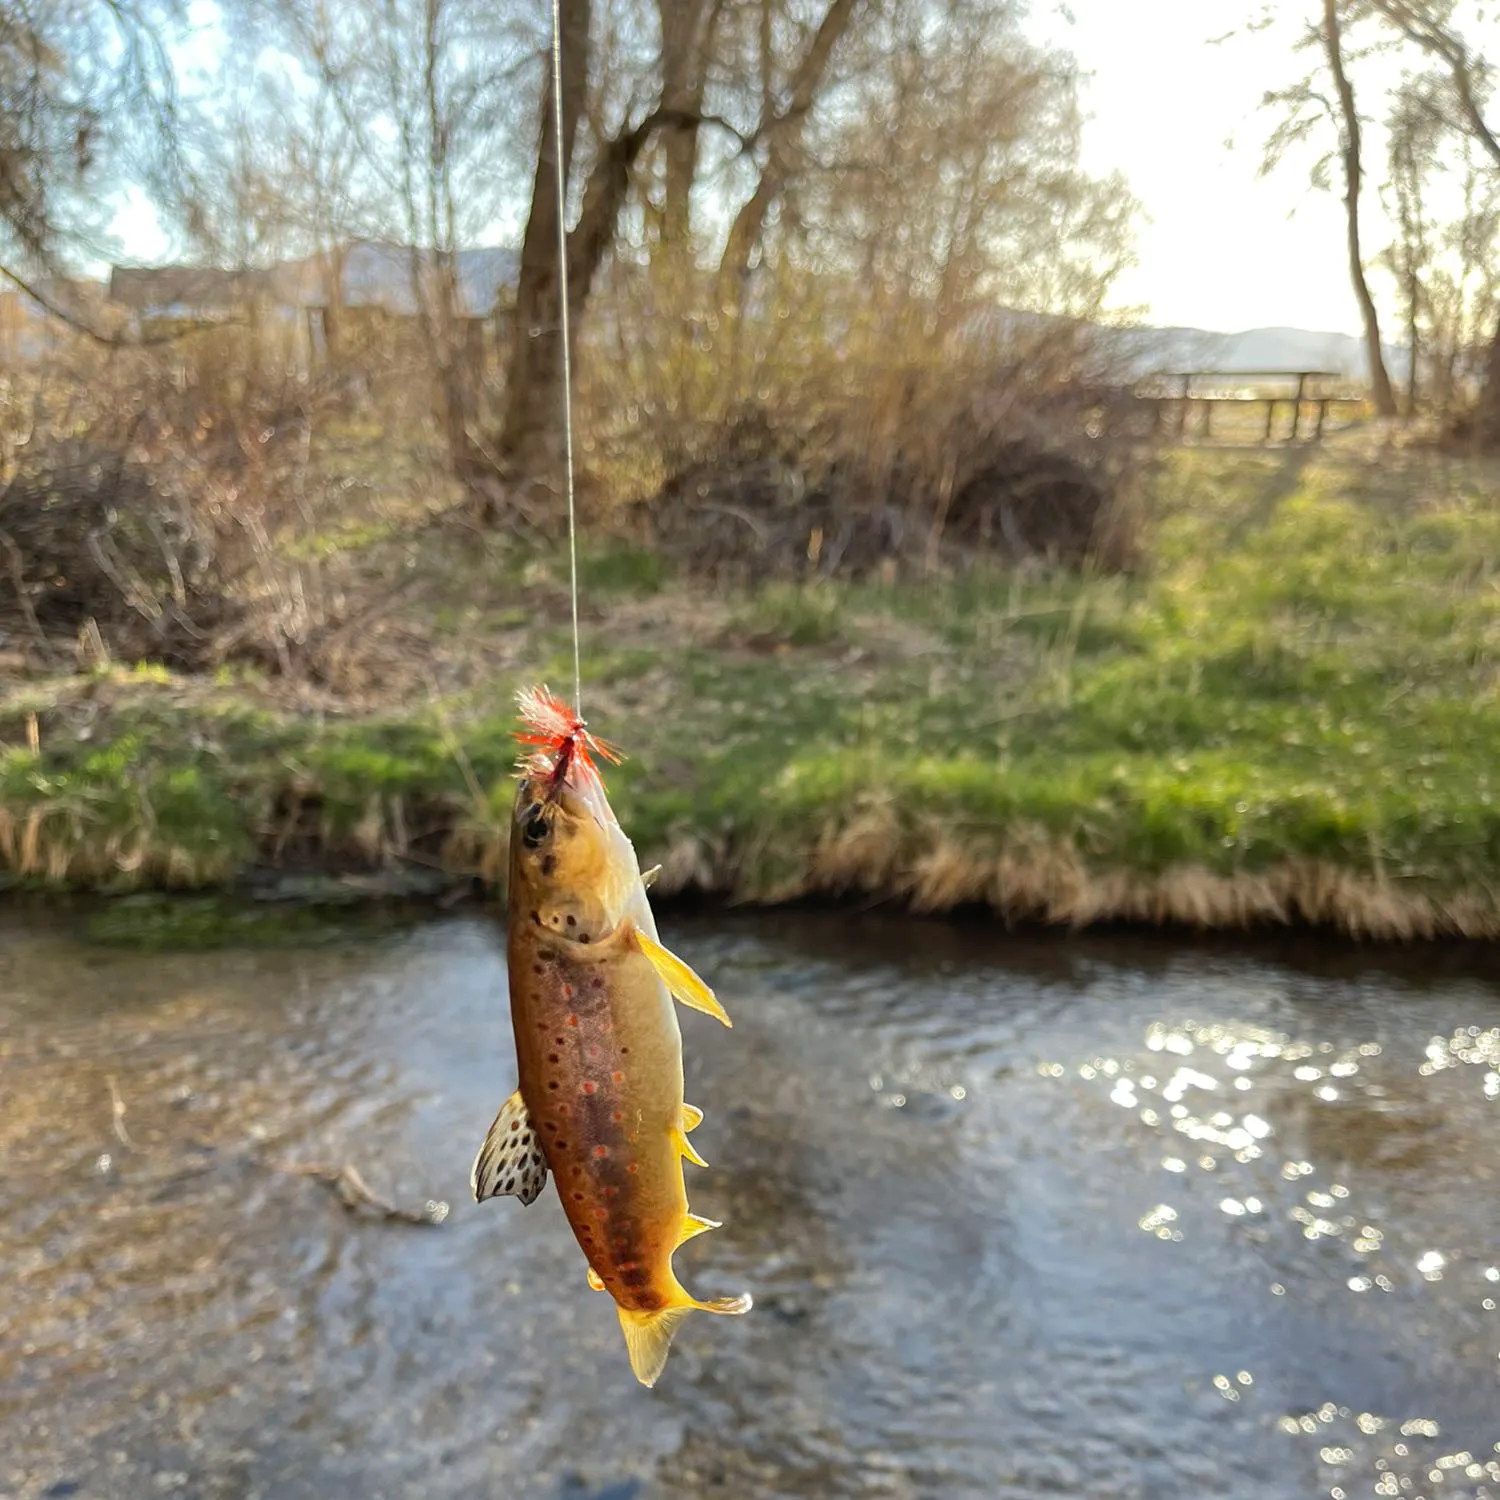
[
  {"left": 587, "top": 1265, "right": 607, "bottom": 1292},
  {"left": 633, "top": 929, "right": 732, "bottom": 1028},
  {"left": 677, "top": 1211, "right": 720, "bottom": 1247},
  {"left": 471, "top": 1090, "right": 548, "bottom": 1207},
  {"left": 681, "top": 1102, "right": 704, "bottom": 1132}
]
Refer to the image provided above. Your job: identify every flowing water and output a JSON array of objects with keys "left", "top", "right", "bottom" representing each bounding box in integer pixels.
[{"left": 2, "top": 906, "right": 1498, "bottom": 1500}]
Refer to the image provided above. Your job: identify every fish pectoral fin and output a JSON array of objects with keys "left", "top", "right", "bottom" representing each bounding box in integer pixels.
[
  {"left": 632, "top": 929, "right": 732, "bottom": 1028},
  {"left": 677, "top": 1211, "right": 721, "bottom": 1247},
  {"left": 586, "top": 1265, "right": 607, "bottom": 1292},
  {"left": 470, "top": 1089, "right": 548, "bottom": 1207},
  {"left": 640, "top": 863, "right": 662, "bottom": 890},
  {"left": 674, "top": 1127, "right": 708, "bottom": 1169},
  {"left": 681, "top": 1102, "right": 704, "bottom": 1132}
]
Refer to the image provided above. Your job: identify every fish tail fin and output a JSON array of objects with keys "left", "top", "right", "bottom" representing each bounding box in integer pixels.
[
  {"left": 617, "top": 1286, "right": 754, "bottom": 1388},
  {"left": 617, "top": 1302, "right": 693, "bottom": 1389}
]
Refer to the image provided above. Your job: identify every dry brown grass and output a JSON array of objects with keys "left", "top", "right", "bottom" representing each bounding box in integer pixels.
[{"left": 648, "top": 814, "right": 1500, "bottom": 941}]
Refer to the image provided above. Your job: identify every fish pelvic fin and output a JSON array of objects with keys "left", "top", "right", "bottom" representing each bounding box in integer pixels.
[
  {"left": 681, "top": 1102, "right": 704, "bottom": 1132},
  {"left": 616, "top": 1287, "right": 754, "bottom": 1388},
  {"left": 587, "top": 1265, "right": 607, "bottom": 1292},
  {"left": 471, "top": 1089, "right": 548, "bottom": 1207},
  {"left": 677, "top": 1211, "right": 721, "bottom": 1247},
  {"left": 674, "top": 1127, "right": 708, "bottom": 1169},
  {"left": 632, "top": 928, "right": 732, "bottom": 1028}
]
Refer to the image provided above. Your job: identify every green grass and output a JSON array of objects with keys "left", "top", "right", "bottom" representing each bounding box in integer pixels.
[{"left": 4, "top": 444, "right": 1500, "bottom": 932}]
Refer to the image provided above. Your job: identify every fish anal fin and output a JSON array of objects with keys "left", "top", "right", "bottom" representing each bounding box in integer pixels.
[
  {"left": 674, "top": 1127, "right": 708, "bottom": 1169},
  {"left": 587, "top": 1265, "right": 606, "bottom": 1292},
  {"left": 693, "top": 1292, "right": 753, "bottom": 1317},
  {"left": 632, "top": 929, "right": 731, "bottom": 1028},
  {"left": 618, "top": 1303, "right": 692, "bottom": 1388},
  {"left": 471, "top": 1089, "right": 548, "bottom": 1207},
  {"left": 681, "top": 1102, "right": 704, "bottom": 1133},
  {"left": 677, "top": 1211, "right": 721, "bottom": 1247}
]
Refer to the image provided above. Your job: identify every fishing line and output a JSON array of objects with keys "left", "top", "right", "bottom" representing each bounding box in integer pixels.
[{"left": 549, "top": 0, "right": 583, "bottom": 716}]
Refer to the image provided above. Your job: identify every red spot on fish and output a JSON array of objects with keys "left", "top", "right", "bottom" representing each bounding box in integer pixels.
[
  {"left": 563, "top": 984, "right": 574, "bottom": 998},
  {"left": 611, "top": 1110, "right": 623, "bottom": 1123},
  {"left": 612, "top": 1071, "right": 625, "bottom": 1083},
  {"left": 592, "top": 1145, "right": 609, "bottom": 1159},
  {"left": 594, "top": 1207, "right": 609, "bottom": 1220},
  {"left": 627, "top": 1163, "right": 639, "bottom": 1175},
  {"left": 567, "top": 1015, "right": 579, "bottom": 1028},
  {"left": 581, "top": 1080, "right": 597, "bottom": 1095},
  {"left": 587, "top": 1044, "right": 600, "bottom": 1060}
]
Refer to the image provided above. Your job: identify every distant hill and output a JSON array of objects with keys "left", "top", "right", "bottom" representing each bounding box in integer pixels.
[{"left": 1098, "top": 322, "right": 1408, "bottom": 384}]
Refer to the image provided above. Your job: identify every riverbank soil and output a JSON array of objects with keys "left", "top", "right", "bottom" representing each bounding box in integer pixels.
[{"left": 3, "top": 437, "right": 1499, "bottom": 937}]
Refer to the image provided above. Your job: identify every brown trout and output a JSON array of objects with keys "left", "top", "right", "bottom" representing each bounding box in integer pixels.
[{"left": 471, "top": 687, "right": 751, "bottom": 1387}]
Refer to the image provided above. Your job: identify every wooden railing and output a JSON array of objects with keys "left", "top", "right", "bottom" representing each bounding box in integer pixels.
[{"left": 1135, "top": 370, "right": 1367, "bottom": 444}]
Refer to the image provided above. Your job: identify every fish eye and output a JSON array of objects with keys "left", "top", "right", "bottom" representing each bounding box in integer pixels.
[{"left": 522, "top": 806, "right": 550, "bottom": 849}]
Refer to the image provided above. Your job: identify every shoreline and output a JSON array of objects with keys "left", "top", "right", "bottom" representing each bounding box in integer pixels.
[
  {"left": 5, "top": 447, "right": 1500, "bottom": 945},
  {"left": 4, "top": 815, "right": 1496, "bottom": 944}
]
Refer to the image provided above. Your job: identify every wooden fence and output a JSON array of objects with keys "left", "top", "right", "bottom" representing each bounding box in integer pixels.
[{"left": 1135, "top": 370, "right": 1367, "bottom": 445}]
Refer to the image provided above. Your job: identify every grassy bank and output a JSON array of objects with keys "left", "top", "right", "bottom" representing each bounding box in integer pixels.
[{"left": 4, "top": 440, "right": 1500, "bottom": 938}]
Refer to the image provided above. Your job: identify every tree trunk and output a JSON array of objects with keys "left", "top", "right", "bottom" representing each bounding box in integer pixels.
[
  {"left": 717, "top": 0, "right": 859, "bottom": 302},
  {"left": 497, "top": 0, "right": 592, "bottom": 477},
  {"left": 1405, "top": 270, "right": 1419, "bottom": 417},
  {"left": 1322, "top": 0, "right": 1398, "bottom": 418},
  {"left": 655, "top": 0, "right": 715, "bottom": 262},
  {"left": 1472, "top": 312, "right": 1500, "bottom": 450}
]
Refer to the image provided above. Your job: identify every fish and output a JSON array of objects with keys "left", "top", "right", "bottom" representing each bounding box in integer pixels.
[{"left": 471, "top": 685, "right": 752, "bottom": 1387}]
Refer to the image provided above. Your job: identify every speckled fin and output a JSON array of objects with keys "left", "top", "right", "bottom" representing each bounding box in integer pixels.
[
  {"left": 471, "top": 1090, "right": 548, "bottom": 1207},
  {"left": 633, "top": 929, "right": 732, "bottom": 1028}
]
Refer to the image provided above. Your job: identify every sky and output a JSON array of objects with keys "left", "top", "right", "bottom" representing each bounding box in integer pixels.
[
  {"left": 107, "top": 0, "right": 1424, "bottom": 339},
  {"left": 1028, "top": 0, "right": 1382, "bottom": 336}
]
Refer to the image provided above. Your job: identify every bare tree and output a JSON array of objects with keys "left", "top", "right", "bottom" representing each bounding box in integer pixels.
[
  {"left": 227, "top": 0, "right": 536, "bottom": 469},
  {"left": 1367, "top": 0, "right": 1500, "bottom": 441},
  {"left": 496, "top": 0, "right": 591, "bottom": 480},
  {"left": 715, "top": 0, "right": 861, "bottom": 306},
  {"left": 1259, "top": 0, "right": 1399, "bottom": 416},
  {"left": 0, "top": 0, "right": 189, "bottom": 329},
  {"left": 1383, "top": 83, "right": 1438, "bottom": 412}
]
